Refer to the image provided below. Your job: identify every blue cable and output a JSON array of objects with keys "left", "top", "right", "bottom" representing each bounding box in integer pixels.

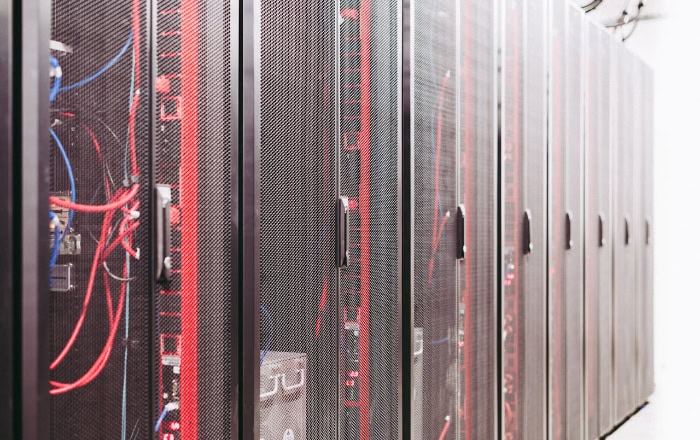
[
  {"left": 429, "top": 336, "right": 449, "bottom": 345},
  {"left": 49, "top": 56, "right": 62, "bottom": 103},
  {"left": 49, "top": 129, "right": 75, "bottom": 257},
  {"left": 58, "top": 29, "right": 133, "bottom": 93},
  {"left": 260, "top": 304, "right": 273, "bottom": 366},
  {"left": 154, "top": 406, "right": 169, "bottom": 433},
  {"left": 121, "top": 41, "right": 137, "bottom": 440}
]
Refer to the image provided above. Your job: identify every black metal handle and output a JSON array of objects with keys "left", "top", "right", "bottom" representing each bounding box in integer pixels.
[
  {"left": 336, "top": 197, "right": 349, "bottom": 267},
  {"left": 565, "top": 211, "right": 574, "bottom": 250},
  {"left": 646, "top": 218, "right": 651, "bottom": 245},
  {"left": 598, "top": 214, "right": 606, "bottom": 247},
  {"left": 523, "top": 209, "right": 533, "bottom": 255},
  {"left": 456, "top": 204, "right": 466, "bottom": 260},
  {"left": 155, "top": 184, "right": 172, "bottom": 283},
  {"left": 624, "top": 216, "right": 631, "bottom": 246}
]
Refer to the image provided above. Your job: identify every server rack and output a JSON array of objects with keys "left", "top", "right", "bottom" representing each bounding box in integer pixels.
[
  {"left": 248, "top": 1, "right": 402, "bottom": 439},
  {"left": 637, "top": 63, "right": 655, "bottom": 406},
  {"left": 500, "top": 0, "right": 548, "bottom": 439},
  {"left": 154, "top": 0, "right": 239, "bottom": 438},
  {"left": 548, "top": 2, "right": 585, "bottom": 440},
  {"left": 45, "top": 0, "right": 240, "bottom": 438},
  {"left": 584, "top": 20, "right": 615, "bottom": 440},
  {"left": 612, "top": 43, "right": 637, "bottom": 423},
  {"left": 411, "top": 0, "right": 459, "bottom": 437},
  {"left": 457, "top": 0, "right": 498, "bottom": 439}
]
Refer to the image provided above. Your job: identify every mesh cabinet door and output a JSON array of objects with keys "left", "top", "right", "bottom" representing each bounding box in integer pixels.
[
  {"left": 548, "top": 3, "right": 585, "bottom": 440},
  {"left": 256, "top": 2, "right": 338, "bottom": 439},
  {"left": 585, "top": 21, "right": 615, "bottom": 440},
  {"left": 458, "top": 0, "right": 498, "bottom": 439},
  {"left": 154, "top": 0, "right": 238, "bottom": 438},
  {"left": 613, "top": 45, "right": 637, "bottom": 423},
  {"left": 501, "top": 0, "right": 548, "bottom": 439},
  {"left": 411, "top": 0, "right": 459, "bottom": 438},
  {"left": 48, "top": 1, "right": 151, "bottom": 438},
  {"left": 338, "top": 1, "right": 402, "bottom": 439}
]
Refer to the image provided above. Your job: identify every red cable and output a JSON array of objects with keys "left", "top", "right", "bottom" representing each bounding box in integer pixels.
[
  {"left": 50, "top": 209, "right": 115, "bottom": 370},
  {"left": 438, "top": 417, "right": 451, "bottom": 440},
  {"left": 127, "top": 0, "right": 141, "bottom": 176},
  {"left": 49, "top": 184, "right": 139, "bottom": 213},
  {"left": 431, "top": 71, "right": 451, "bottom": 248},
  {"left": 83, "top": 124, "right": 113, "bottom": 199},
  {"left": 103, "top": 271, "right": 115, "bottom": 327},
  {"left": 50, "top": 262, "right": 127, "bottom": 394},
  {"left": 49, "top": 2, "right": 144, "bottom": 391},
  {"left": 101, "top": 221, "right": 140, "bottom": 262}
]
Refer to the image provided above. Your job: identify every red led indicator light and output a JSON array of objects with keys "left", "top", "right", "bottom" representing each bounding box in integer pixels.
[
  {"left": 348, "top": 370, "right": 359, "bottom": 378},
  {"left": 346, "top": 380, "right": 355, "bottom": 387},
  {"left": 168, "top": 421, "right": 180, "bottom": 431}
]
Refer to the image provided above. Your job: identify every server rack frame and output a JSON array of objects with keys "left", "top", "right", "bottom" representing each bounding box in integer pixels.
[{"left": 2, "top": 0, "right": 51, "bottom": 437}]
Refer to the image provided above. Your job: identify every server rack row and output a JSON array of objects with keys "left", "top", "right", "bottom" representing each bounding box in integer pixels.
[{"left": 0, "top": 0, "right": 653, "bottom": 439}]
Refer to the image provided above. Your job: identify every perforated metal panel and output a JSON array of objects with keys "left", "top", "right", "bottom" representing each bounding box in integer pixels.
[
  {"left": 257, "top": 2, "right": 337, "bottom": 439},
  {"left": 48, "top": 1, "right": 150, "bottom": 438},
  {"left": 548, "top": 3, "right": 584, "bottom": 440},
  {"left": 412, "top": 0, "right": 459, "bottom": 438},
  {"left": 501, "top": 1, "right": 548, "bottom": 439},
  {"left": 613, "top": 44, "right": 637, "bottom": 423},
  {"left": 257, "top": 1, "right": 400, "bottom": 439},
  {"left": 339, "top": 1, "right": 401, "bottom": 439},
  {"left": 155, "top": 0, "right": 236, "bottom": 438},
  {"left": 584, "top": 21, "right": 614, "bottom": 440},
  {"left": 458, "top": 0, "right": 497, "bottom": 439}
]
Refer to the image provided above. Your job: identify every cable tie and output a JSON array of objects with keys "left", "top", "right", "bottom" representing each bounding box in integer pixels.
[
  {"left": 134, "top": 248, "right": 141, "bottom": 260},
  {"left": 129, "top": 210, "right": 140, "bottom": 220},
  {"left": 123, "top": 175, "right": 139, "bottom": 187}
]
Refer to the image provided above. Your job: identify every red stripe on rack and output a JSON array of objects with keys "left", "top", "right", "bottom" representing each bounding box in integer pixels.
[{"left": 180, "top": 0, "right": 199, "bottom": 437}]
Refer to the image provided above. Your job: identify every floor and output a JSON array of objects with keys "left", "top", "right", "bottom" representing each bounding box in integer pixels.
[{"left": 607, "top": 277, "right": 700, "bottom": 439}]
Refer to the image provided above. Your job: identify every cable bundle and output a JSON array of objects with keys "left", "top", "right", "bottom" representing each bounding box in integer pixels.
[{"left": 48, "top": 0, "right": 142, "bottom": 398}]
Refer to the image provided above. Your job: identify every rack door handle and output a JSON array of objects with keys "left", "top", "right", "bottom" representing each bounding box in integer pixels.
[
  {"left": 456, "top": 204, "right": 466, "bottom": 260},
  {"left": 565, "top": 211, "right": 574, "bottom": 250},
  {"left": 598, "top": 214, "right": 606, "bottom": 247},
  {"left": 646, "top": 218, "right": 651, "bottom": 245},
  {"left": 155, "top": 185, "right": 172, "bottom": 283},
  {"left": 523, "top": 209, "right": 533, "bottom": 255},
  {"left": 624, "top": 216, "right": 631, "bottom": 246},
  {"left": 336, "top": 197, "right": 349, "bottom": 267}
]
